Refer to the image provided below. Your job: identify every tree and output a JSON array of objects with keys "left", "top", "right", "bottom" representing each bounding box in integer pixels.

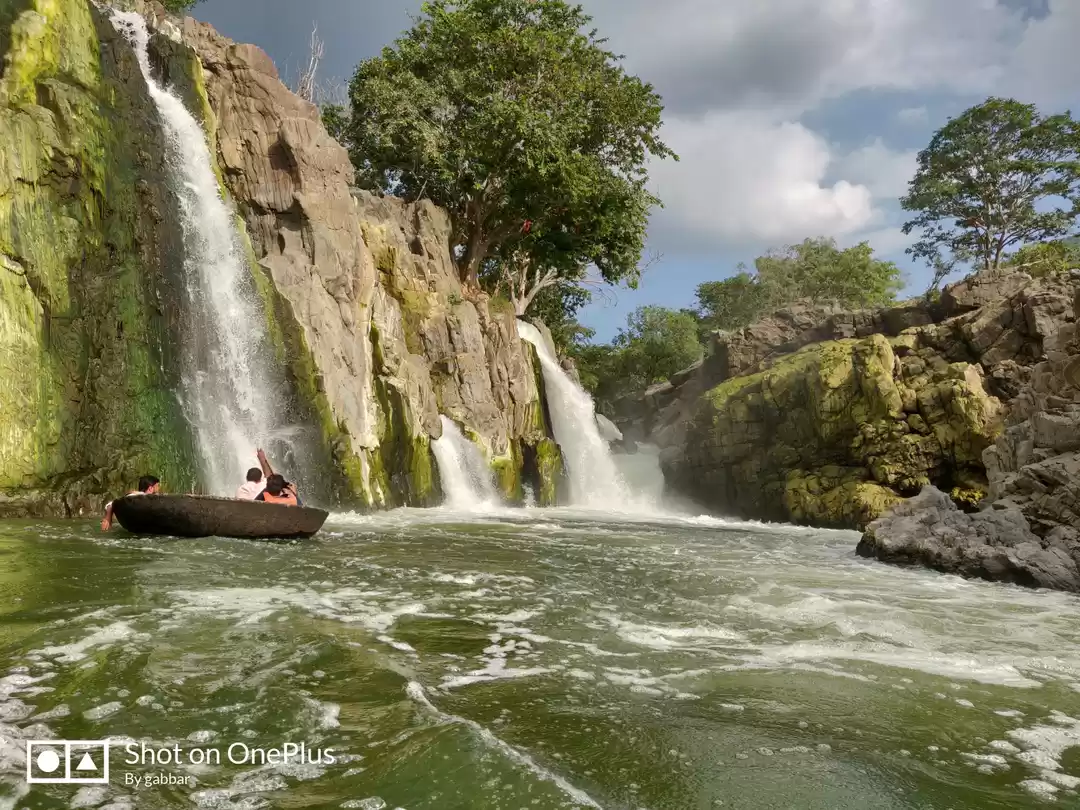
[
  {"left": 612, "top": 306, "right": 702, "bottom": 390},
  {"left": 693, "top": 269, "right": 772, "bottom": 336},
  {"left": 692, "top": 238, "right": 903, "bottom": 337},
  {"left": 345, "top": 0, "right": 674, "bottom": 293},
  {"left": 901, "top": 98, "right": 1080, "bottom": 273},
  {"left": 162, "top": 0, "right": 202, "bottom": 11},
  {"left": 1002, "top": 239, "right": 1080, "bottom": 277}
]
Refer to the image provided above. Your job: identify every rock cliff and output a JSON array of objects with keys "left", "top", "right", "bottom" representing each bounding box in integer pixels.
[
  {"left": 0, "top": 0, "right": 562, "bottom": 514},
  {"left": 621, "top": 271, "right": 1078, "bottom": 530},
  {"left": 858, "top": 274, "right": 1080, "bottom": 591},
  {"left": 0, "top": 0, "right": 200, "bottom": 516}
]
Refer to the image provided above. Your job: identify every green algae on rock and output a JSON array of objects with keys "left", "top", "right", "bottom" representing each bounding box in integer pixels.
[
  {"left": 0, "top": 0, "right": 199, "bottom": 515},
  {"left": 664, "top": 334, "right": 1002, "bottom": 529}
]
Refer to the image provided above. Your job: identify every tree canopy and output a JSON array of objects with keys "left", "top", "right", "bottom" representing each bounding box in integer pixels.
[
  {"left": 901, "top": 98, "right": 1080, "bottom": 273},
  {"left": 692, "top": 237, "right": 903, "bottom": 336},
  {"left": 613, "top": 306, "right": 702, "bottom": 390},
  {"left": 162, "top": 0, "right": 202, "bottom": 11},
  {"left": 344, "top": 0, "right": 674, "bottom": 299},
  {"left": 1001, "top": 238, "right": 1080, "bottom": 278},
  {"left": 569, "top": 306, "right": 700, "bottom": 410}
]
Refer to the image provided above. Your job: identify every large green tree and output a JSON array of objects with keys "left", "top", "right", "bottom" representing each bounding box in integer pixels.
[
  {"left": 612, "top": 306, "right": 702, "bottom": 390},
  {"left": 345, "top": 0, "right": 674, "bottom": 296},
  {"left": 693, "top": 238, "right": 902, "bottom": 336},
  {"left": 901, "top": 98, "right": 1080, "bottom": 272}
]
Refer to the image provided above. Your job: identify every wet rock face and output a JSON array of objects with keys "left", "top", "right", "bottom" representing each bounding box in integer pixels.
[
  {"left": 0, "top": 0, "right": 199, "bottom": 516},
  {"left": 856, "top": 487, "right": 1080, "bottom": 593}
]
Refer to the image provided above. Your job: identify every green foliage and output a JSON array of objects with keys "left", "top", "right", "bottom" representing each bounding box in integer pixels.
[
  {"left": 1002, "top": 239, "right": 1080, "bottom": 278},
  {"left": 614, "top": 306, "right": 702, "bottom": 389},
  {"left": 692, "top": 270, "right": 772, "bottom": 336},
  {"left": 345, "top": 0, "right": 674, "bottom": 291},
  {"left": 572, "top": 307, "right": 700, "bottom": 407},
  {"left": 569, "top": 341, "right": 622, "bottom": 409},
  {"left": 902, "top": 98, "right": 1080, "bottom": 272},
  {"left": 161, "top": 0, "right": 202, "bottom": 12},
  {"left": 693, "top": 238, "right": 902, "bottom": 337},
  {"left": 526, "top": 282, "right": 591, "bottom": 350},
  {"left": 320, "top": 103, "right": 350, "bottom": 148}
]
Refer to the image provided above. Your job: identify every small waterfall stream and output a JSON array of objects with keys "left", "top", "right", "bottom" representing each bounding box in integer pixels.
[
  {"left": 110, "top": 11, "right": 291, "bottom": 495},
  {"left": 431, "top": 416, "right": 500, "bottom": 510},
  {"left": 517, "top": 321, "right": 638, "bottom": 509}
]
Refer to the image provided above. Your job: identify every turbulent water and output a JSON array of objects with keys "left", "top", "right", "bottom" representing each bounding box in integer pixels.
[
  {"left": 517, "top": 323, "right": 639, "bottom": 510},
  {"left": 2, "top": 508, "right": 1079, "bottom": 809},
  {"left": 432, "top": 417, "right": 500, "bottom": 510},
  {"left": 110, "top": 12, "right": 292, "bottom": 496}
]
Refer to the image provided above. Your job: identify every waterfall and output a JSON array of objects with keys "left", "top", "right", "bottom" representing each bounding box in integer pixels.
[
  {"left": 431, "top": 416, "right": 500, "bottom": 510},
  {"left": 517, "top": 321, "right": 637, "bottom": 509},
  {"left": 110, "top": 11, "right": 288, "bottom": 496}
]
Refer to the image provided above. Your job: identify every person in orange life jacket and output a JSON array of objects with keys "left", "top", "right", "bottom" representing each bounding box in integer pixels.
[
  {"left": 246, "top": 448, "right": 300, "bottom": 504},
  {"left": 101, "top": 475, "right": 161, "bottom": 530},
  {"left": 254, "top": 473, "right": 302, "bottom": 506}
]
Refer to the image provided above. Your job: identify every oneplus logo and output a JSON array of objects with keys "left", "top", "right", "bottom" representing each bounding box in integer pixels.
[{"left": 25, "top": 740, "right": 110, "bottom": 784}]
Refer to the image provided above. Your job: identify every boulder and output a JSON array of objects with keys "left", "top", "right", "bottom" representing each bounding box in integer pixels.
[
  {"left": 856, "top": 487, "right": 1080, "bottom": 592},
  {"left": 663, "top": 334, "right": 1002, "bottom": 529}
]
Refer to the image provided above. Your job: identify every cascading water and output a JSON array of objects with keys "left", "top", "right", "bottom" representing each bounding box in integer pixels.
[
  {"left": 110, "top": 11, "right": 289, "bottom": 495},
  {"left": 431, "top": 416, "right": 500, "bottom": 510},
  {"left": 517, "top": 321, "right": 641, "bottom": 509}
]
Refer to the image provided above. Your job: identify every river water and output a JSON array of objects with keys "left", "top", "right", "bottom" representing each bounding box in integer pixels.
[{"left": 2, "top": 509, "right": 1079, "bottom": 810}]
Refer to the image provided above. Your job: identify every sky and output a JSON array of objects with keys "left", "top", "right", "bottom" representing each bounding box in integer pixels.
[{"left": 193, "top": 0, "right": 1080, "bottom": 341}]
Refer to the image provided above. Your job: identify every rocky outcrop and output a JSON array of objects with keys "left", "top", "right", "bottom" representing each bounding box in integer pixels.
[
  {"left": 177, "top": 12, "right": 561, "bottom": 507},
  {"left": 859, "top": 273, "right": 1080, "bottom": 591},
  {"left": 855, "top": 487, "right": 1079, "bottom": 592},
  {"left": 636, "top": 270, "right": 1078, "bottom": 529},
  {"left": 664, "top": 333, "right": 1002, "bottom": 529},
  {"left": 0, "top": 0, "right": 563, "bottom": 514},
  {"left": 0, "top": 0, "right": 199, "bottom": 516}
]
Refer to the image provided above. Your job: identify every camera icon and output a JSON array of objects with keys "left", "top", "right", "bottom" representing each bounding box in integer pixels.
[{"left": 25, "top": 740, "right": 110, "bottom": 784}]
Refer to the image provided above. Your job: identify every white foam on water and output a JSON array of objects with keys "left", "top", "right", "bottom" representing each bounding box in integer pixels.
[
  {"left": 33, "top": 623, "right": 134, "bottom": 664},
  {"left": 405, "top": 681, "right": 601, "bottom": 808},
  {"left": 83, "top": 702, "right": 123, "bottom": 721},
  {"left": 605, "top": 616, "right": 747, "bottom": 650}
]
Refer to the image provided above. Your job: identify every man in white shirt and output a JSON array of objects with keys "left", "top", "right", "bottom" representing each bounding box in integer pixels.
[
  {"left": 236, "top": 468, "right": 265, "bottom": 500},
  {"left": 236, "top": 448, "right": 275, "bottom": 500}
]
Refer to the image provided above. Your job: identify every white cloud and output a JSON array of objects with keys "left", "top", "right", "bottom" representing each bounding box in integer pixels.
[
  {"left": 833, "top": 139, "right": 918, "bottom": 200},
  {"left": 578, "top": 0, "right": 1079, "bottom": 261},
  {"left": 648, "top": 113, "right": 875, "bottom": 252},
  {"left": 587, "top": 0, "right": 1025, "bottom": 116}
]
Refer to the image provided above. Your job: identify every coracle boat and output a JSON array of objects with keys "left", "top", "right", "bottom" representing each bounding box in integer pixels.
[{"left": 112, "top": 494, "right": 329, "bottom": 540}]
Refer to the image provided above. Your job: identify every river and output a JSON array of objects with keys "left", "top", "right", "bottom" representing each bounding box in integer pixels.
[{"left": 2, "top": 508, "right": 1079, "bottom": 809}]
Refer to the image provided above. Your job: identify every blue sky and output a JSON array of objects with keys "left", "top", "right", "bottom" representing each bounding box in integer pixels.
[{"left": 193, "top": 0, "right": 1078, "bottom": 341}]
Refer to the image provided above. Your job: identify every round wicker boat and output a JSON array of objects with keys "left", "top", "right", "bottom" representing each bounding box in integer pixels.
[{"left": 112, "top": 494, "right": 328, "bottom": 540}]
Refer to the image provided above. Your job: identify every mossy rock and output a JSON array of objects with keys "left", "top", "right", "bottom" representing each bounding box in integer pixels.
[
  {"left": 0, "top": 0, "right": 201, "bottom": 505},
  {"left": 669, "top": 334, "right": 1002, "bottom": 530}
]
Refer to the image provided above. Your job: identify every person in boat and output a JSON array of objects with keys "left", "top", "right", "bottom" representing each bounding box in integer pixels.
[
  {"left": 236, "top": 467, "right": 265, "bottom": 500},
  {"left": 236, "top": 448, "right": 279, "bottom": 500},
  {"left": 254, "top": 473, "right": 303, "bottom": 506},
  {"left": 101, "top": 475, "right": 161, "bottom": 531}
]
